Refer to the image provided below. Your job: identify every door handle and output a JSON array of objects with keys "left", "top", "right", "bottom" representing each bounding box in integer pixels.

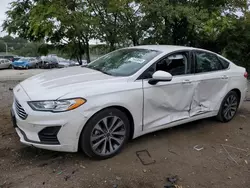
[
  {"left": 182, "top": 79, "right": 192, "bottom": 84},
  {"left": 220, "top": 75, "right": 229, "bottom": 80}
]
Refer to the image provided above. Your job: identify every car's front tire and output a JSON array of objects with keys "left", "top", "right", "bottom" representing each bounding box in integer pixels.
[
  {"left": 80, "top": 108, "right": 130, "bottom": 159},
  {"left": 217, "top": 90, "right": 240, "bottom": 122}
]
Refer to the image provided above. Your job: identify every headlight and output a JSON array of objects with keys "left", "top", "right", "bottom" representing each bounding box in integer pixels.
[{"left": 28, "top": 98, "right": 86, "bottom": 112}]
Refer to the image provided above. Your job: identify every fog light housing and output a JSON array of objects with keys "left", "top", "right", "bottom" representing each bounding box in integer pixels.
[{"left": 38, "top": 126, "right": 61, "bottom": 144}]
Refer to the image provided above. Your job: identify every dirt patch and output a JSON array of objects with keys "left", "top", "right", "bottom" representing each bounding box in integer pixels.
[{"left": 1, "top": 80, "right": 250, "bottom": 188}]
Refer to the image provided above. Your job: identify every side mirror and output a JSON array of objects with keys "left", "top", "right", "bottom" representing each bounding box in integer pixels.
[{"left": 148, "top": 71, "right": 173, "bottom": 85}]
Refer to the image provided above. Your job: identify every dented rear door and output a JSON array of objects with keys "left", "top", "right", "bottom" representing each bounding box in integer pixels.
[{"left": 189, "top": 50, "right": 229, "bottom": 116}]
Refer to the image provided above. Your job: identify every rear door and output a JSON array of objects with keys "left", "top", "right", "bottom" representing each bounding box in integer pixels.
[{"left": 189, "top": 50, "right": 230, "bottom": 116}]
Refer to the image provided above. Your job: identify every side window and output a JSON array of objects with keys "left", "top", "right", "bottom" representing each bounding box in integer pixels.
[
  {"left": 140, "top": 52, "right": 189, "bottom": 79},
  {"left": 195, "top": 51, "right": 223, "bottom": 73},
  {"left": 156, "top": 52, "right": 188, "bottom": 76}
]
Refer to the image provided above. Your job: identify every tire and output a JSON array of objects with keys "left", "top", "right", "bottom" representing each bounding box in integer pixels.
[
  {"left": 216, "top": 91, "right": 240, "bottom": 122},
  {"left": 80, "top": 108, "right": 130, "bottom": 159}
]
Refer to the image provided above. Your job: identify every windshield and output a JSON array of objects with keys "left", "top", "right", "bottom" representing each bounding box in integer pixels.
[{"left": 87, "top": 48, "right": 161, "bottom": 76}]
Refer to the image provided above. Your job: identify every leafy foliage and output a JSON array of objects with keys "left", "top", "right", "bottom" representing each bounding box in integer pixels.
[{"left": 2, "top": 0, "right": 250, "bottom": 69}]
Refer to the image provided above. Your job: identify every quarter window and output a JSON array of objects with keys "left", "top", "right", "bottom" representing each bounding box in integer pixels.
[
  {"left": 218, "top": 57, "right": 230, "bottom": 69},
  {"left": 195, "top": 51, "right": 223, "bottom": 73}
]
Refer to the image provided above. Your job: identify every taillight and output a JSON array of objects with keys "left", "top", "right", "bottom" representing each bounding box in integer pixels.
[{"left": 244, "top": 72, "right": 248, "bottom": 78}]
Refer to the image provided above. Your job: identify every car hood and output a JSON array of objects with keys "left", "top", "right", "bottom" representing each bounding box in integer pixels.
[{"left": 20, "top": 67, "right": 126, "bottom": 100}]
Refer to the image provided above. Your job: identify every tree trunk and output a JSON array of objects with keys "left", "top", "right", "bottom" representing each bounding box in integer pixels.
[
  {"left": 78, "top": 40, "right": 83, "bottom": 65},
  {"left": 109, "top": 41, "right": 115, "bottom": 52},
  {"left": 76, "top": 56, "right": 80, "bottom": 64},
  {"left": 86, "top": 41, "right": 90, "bottom": 63},
  {"left": 132, "top": 37, "right": 139, "bottom": 46}
]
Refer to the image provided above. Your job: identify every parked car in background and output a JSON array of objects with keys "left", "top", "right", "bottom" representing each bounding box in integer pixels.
[
  {"left": 36, "top": 57, "right": 42, "bottom": 66},
  {"left": 0, "top": 55, "right": 15, "bottom": 61},
  {"left": 12, "top": 57, "right": 38, "bottom": 69},
  {"left": 58, "top": 58, "right": 80, "bottom": 68},
  {"left": 12, "top": 57, "right": 22, "bottom": 62},
  {"left": 58, "top": 58, "right": 71, "bottom": 68},
  {"left": 81, "top": 60, "right": 87, "bottom": 66},
  {"left": 40, "top": 56, "right": 59, "bottom": 69},
  {"left": 11, "top": 45, "right": 248, "bottom": 159},
  {"left": 0, "top": 58, "right": 12, "bottom": 69}
]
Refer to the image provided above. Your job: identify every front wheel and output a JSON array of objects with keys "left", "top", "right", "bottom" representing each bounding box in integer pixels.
[
  {"left": 80, "top": 108, "right": 130, "bottom": 159},
  {"left": 217, "top": 91, "right": 239, "bottom": 122}
]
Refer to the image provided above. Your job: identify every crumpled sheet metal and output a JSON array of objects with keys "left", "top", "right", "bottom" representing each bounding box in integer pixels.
[
  {"left": 190, "top": 78, "right": 228, "bottom": 116},
  {"left": 143, "top": 82, "right": 195, "bottom": 129},
  {"left": 143, "top": 78, "right": 228, "bottom": 130}
]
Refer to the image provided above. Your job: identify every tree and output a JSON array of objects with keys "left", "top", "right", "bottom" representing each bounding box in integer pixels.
[
  {"left": 3, "top": 0, "right": 96, "bottom": 64},
  {"left": 217, "top": 15, "right": 250, "bottom": 72},
  {"left": 3, "top": 0, "right": 250, "bottom": 71},
  {"left": 0, "top": 41, "right": 6, "bottom": 52},
  {"left": 87, "top": 0, "right": 127, "bottom": 51},
  {"left": 140, "top": 0, "right": 209, "bottom": 45}
]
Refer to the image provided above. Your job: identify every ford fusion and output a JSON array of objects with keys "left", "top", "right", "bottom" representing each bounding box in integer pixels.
[{"left": 11, "top": 45, "right": 248, "bottom": 159}]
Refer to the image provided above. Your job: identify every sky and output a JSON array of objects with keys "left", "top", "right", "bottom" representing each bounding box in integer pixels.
[{"left": 0, "top": 0, "right": 10, "bottom": 37}]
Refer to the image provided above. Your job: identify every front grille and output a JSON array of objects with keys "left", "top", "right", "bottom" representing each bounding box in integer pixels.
[{"left": 15, "top": 99, "right": 28, "bottom": 120}]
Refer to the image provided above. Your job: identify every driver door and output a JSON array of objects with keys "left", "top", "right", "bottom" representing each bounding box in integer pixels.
[{"left": 142, "top": 51, "right": 197, "bottom": 130}]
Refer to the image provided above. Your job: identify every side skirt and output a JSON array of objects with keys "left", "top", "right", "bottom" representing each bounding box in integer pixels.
[{"left": 133, "top": 111, "right": 218, "bottom": 139}]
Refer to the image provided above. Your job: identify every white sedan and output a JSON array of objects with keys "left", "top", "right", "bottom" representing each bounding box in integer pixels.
[
  {"left": 0, "top": 58, "right": 12, "bottom": 69},
  {"left": 11, "top": 45, "right": 248, "bottom": 159}
]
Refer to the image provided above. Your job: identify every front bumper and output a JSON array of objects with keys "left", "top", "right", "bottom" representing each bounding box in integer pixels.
[{"left": 12, "top": 85, "right": 87, "bottom": 152}]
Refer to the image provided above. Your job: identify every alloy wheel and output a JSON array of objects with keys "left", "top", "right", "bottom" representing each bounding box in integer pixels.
[
  {"left": 90, "top": 116, "right": 126, "bottom": 156},
  {"left": 223, "top": 94, "right": 238, "bottom": 120}
]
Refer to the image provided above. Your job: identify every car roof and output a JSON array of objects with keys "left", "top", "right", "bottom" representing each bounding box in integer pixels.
[{"left": 128, "top": 45, "right": 195, "bottom": 53}]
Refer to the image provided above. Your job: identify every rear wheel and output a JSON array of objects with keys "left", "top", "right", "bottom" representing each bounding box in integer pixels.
[
  {"left": 80, "top": 108, "right": 130, "bottom": 159},
  {"left": 217, "top": 91, "right": 239, "bottom": 122}
]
